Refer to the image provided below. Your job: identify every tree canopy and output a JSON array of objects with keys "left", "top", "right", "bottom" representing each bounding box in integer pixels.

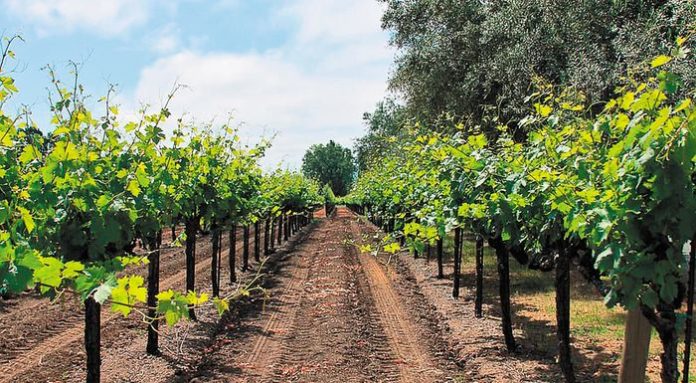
[
  {"left": 301, "top": 140, "right": 356, "bottom": 197},
  {"left": 379, "top": 0, "right": 695, "bottom": 135}
]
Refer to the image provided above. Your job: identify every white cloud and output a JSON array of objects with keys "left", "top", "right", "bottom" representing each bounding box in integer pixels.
[
  {"left": 3, "top": 0, "right": 150, "bottom": 36},
  {"left": 279, "top": 0, "right": 385, "bottom": 46},
  {"left": 147, "top": 24, "right": 181, "bottom": 54},
  {"left": 131, "top": 0, "right": 394, "bottom": 169}
]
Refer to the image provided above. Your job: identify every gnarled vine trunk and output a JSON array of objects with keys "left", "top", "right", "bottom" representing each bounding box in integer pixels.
[
  {"left": 85, "top": 296, "right": 101, "bottom": 383},
  {"left": 643, "top": 304, "right": 680, "bottom": 383},
  {"left": 184, "top": 217, "right": 197, "bottom": 320},
  {"left": 146, "top": 231, "right": 161, "bottom": 355},
  {"left": 242, "top": 225, "right": 250, "bottom": 271},
  {"left": 556, "top": 244, "right": 575, "bottom": 382},
  {"left": 683, "top": 236, "right": 695, "bottom": 383},
  {"left": 254, "top": 221, "right": 260, "bottom": 262},
  {"left": 489, "top": 236, "right": 516, "bottom": 352},
  {"left": 437, "top": 237, "right": 444, "bottom": 279},
  {"left": 264, "top": 219, "right": 270, "bottom": 255},
  {"left": 453, "top": 228, "right": 461, "bottom": 298},
  {"left": 475, "top": 235, "right": 484, "bottom": 318},
  {"left": 229, "top": 226, "right": 237, "bottom": 283},
  {"left": 211, "top": 227, "right": 220, "bottom": 297}
]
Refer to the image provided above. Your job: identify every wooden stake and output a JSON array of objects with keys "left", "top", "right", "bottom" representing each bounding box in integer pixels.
[{"left": 619, "top": 308, "right": 651, "bottom": 383}]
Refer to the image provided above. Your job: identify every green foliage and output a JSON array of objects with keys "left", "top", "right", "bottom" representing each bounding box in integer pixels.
[
  {"left": 0, "top": 41, "right": 321, "bottom": 325},
  {"left": 379, "top": 0, "right": 695, "bottom": 134},
  {"left": 349, "top": 43, "right": 696, "bottom": 316},
  {"left": 355, "top": 99, "right": 408, "bottom": 173}
]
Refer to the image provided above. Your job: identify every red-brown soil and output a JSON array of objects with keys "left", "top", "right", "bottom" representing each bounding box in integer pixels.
[
  {"left": 181, "top": 207, "right": 458, "bottom": 382},
  {"left": 1, "top": 208, "right": 465, "bottom": 382}
]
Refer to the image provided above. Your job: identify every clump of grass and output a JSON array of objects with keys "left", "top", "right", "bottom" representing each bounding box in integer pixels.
[{"left": 452, "top": 237, "right": 694, "bottom": 382}]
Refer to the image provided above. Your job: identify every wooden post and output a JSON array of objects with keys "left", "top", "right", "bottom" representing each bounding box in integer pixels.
[
  {"left": 437, "top": 237, "right": 444, "bottom": 279},
  {"left": 453, "top": 228, "right": 461, "bottom": 299},
  {"left": 254, "top": 221, "right": 260, "bottom": 262},
  {"left": 490, "top": 237, "right": 516, "bottom": 352},
  {"left": 229, "top": 226, "right": 237, "bottom": 283},
  {"left": 242, "top": 226, "right": 250, "bottom": 271},
  {"left": 211, "top": 228, "right": 220, "bottom": 297},
  {"left": 618, "top": 308, "right": 651, "bottom": 383},
  {"left": 284, "top": 214, "right": 289, "bottom": 241},
  {"left": 85, "top": 296, "right": 101, "bottom": 383},
  {"left": 184, "top": 218, "right": 197, "bottom": 320},
  {"left": 264, "top": 219, "right": 270, "bottom": 255},
  {"left": 683, "top": 236, "right": 695, "bottom": 383},
  {"left": 475, "top": 235, "right": 484, "bottom": 318},
  {"left": 146, "top": 232, "right": 161, "bottom": 355},
  {"left": 556, "top": 245, "right": 575, "bottom": 382}
]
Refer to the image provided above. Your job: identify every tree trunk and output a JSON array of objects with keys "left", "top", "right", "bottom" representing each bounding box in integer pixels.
[
  {"left": 556, "top": 245, "right": 575, "bottom": 382},
  {"left": 242, "top": 226, "right": 250, "bottom": 271},
  {"left": 254, "top": 221, "right": 260, "bottom": 262},
  {"left": 659, "top": 322, "right": 679, "bottom": 383},
  {"left": 683, "top": 237, "right": 695, "bottom": 383},
  {"left": 277, "top": 214, "right": 283, "bottom": 245},
  {"left": 643, "top": 304, "right": 680, "bottom": 383},
  {"left": 229, "top": 227, "right": 237, "bottom": 283},
  {"left": 453, "top": 228, "right": 461, "bottom": 299},
  {"left": 85, "top": 296, "right": 101, "bottom": 383},
  {"left": 146, "top": 232, "right": 161, "bottom": 355},
  {"left": 475, "top": 235, "right": 484, "bottom": 318},
  {"left": 437, "top": 237, "right": 444, "bottom": 279},
  {"left": 490, "top": 237, "right": 516, "bottom": 352},
  {"left": 211, "top": 228, "right": 220, "bottom": 297},
  {"left": 185, "top": 218, "right": 197, "bottom": 320}
]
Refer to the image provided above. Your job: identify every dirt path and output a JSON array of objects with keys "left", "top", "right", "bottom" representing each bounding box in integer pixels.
[
  {"left": 0, "top": 224, "right": 271, "bottom": 383},
  {"left": 351, "top": 221, "right": 447, "bottom": 381},
  {"left": 0, "top": 209, "right": 459, "bottom": 382},
  {"left": 186, "top": 207, "right": 456, "bottom": 383}
]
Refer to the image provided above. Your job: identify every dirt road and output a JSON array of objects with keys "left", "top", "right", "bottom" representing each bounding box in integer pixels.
[
  {"left": 184, "top": 207, "right": 457, "bottom": 382},
  {"left": 0, "top": 209, "right": 459, "bottom": 382}
]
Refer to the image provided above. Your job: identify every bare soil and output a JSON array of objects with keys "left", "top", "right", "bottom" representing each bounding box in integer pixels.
[
  {"left": 0, "top": 224, "right": 270, "bottom": 383},
  {"left": 181, "top": 207, "right": 458, "bottom": 382},
  {"left": 6, "top": 207, "right": 604, "bottom": 383}
]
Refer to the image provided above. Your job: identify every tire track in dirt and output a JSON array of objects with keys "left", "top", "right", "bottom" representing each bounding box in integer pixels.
[
  {"left": 348, "top": 217, "right": 447, "bottom": 383},
  {"left": 213, "top": 225, "right": 316, "bottom": 382},
  {"left": 0, "top": 244, "right": 185, "bottom": 359},
  {"left": 244, "top": 255, "right": 310, "bottom": 367},
  {"left": 0, "top": 225, "right": 264, "bottom": 383},
  {"left": 142, "top": 209, "right": 454, "bottom": 383},
  {"left": 0, "top": 226, "right": 185, "bottom": 332},
  {"left": 186, "top": 214, "right": 389, "bottom": 382},
  {"left": 0, "top": 229, "right": 200, "bottom": 363},
  {"left": 266, "top": 213, "right": 407, "bottom": 383}
]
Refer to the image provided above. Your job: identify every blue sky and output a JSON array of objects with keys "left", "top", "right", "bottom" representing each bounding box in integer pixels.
[{"left": 0, "top": 0, "right": 394, "bottom": 168}]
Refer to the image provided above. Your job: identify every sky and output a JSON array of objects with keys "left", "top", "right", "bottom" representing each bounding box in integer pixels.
[{"left": 0, "top": 0, "right": 394, "bottom": 169}]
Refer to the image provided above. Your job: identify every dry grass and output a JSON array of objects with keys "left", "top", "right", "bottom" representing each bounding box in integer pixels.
[{"left": 455, "top": 239, "right": 695, "bottom": 383}]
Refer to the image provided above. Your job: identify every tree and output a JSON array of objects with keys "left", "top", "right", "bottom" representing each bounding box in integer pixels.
[
  {"left": 301, "top": 140, "right": 355, "bottom": 197},
  {"left": 354, "top": 99, "right": 407, "bottom": 173},
  {"left": 379, "top": 0, "right": 696, "bottom": 135}
]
